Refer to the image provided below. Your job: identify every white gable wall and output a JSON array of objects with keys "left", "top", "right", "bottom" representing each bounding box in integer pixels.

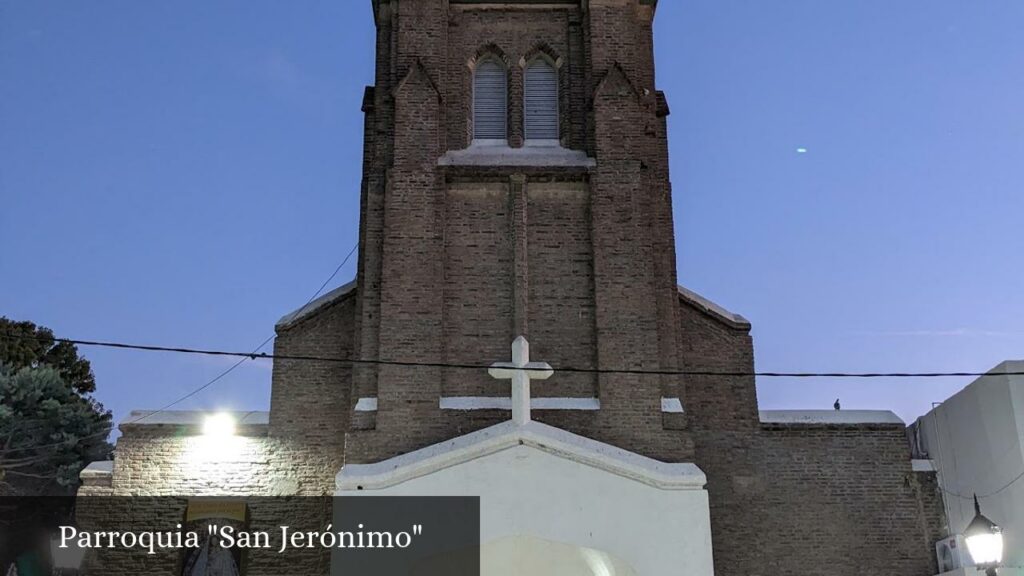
[{"left": 337, "top": 440, "right": 714, "bottom": 576}]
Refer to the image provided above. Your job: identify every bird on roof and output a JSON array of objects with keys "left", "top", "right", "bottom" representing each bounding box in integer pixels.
[{"left": 834, "top": 398, "right": 841, "bottom": 411}]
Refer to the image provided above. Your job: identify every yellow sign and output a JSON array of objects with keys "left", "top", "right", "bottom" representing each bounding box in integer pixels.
[{"left": 184, "top": 499, "right": 247, "bottom": 523}]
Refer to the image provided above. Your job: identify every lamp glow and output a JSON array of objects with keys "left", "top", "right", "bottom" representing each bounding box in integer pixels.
[
  {"left": 202, "top": 413, "right": 236, "bottom": 438},
  {"left": 965, "top": 495, "right": 1003, "bottom": 574}
]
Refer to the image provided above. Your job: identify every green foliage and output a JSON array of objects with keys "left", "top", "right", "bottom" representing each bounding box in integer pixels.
[
  {"left": 0, "top": 320, "right": 112, "bottom": 495},
  {"left": 0, "top": 317, "right": 96, "bottom": 394}
]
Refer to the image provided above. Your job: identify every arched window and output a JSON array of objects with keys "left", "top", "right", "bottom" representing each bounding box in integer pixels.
[
  {"left": 473, "top": 59, "right": 507, "bottom": 142},
  {"left": 524, "top": 59, "right": 558, "bottom": 141}
]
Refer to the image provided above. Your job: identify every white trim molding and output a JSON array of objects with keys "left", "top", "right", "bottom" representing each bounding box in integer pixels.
[
  {"left": 677, "top": 285, "right": 750, "bottom": 329},
  {"left": 275, "top": 280, "right": 356, "bottom": 330},
  {"left": 119, "top": 410, "right": 270, "bottom": 427},
  {"left": 911, "top": 459, "right": 937, "bottom": 472},
  {"left": 354, "top": 397, "right": 378, "bottom": 412},
  {"left": 337, "top": 420, "right": 706, "bottom": 492},
  {"left": 661, "top": 397, "right": 685, "bottom": 413},
  {"left": 80, "top": 460, "right": 114, "bottom": 481},
  {"left": 440, "top": 396, "right": 600, "bottom": 411},
  {"left": 760, "top": 410, "right": 904, "bottom": 426}
]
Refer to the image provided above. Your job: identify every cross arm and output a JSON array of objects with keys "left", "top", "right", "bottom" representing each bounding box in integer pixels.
[{"left": 488, "top": 362, "right": 555, "bottom": 380}]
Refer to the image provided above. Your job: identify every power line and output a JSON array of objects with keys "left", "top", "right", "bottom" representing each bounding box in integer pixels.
[
  {"left": 124, "top": 242, "right": 359, "bottom": 425},
  {"left": 124, "top": 332, "right": 276, "bottom": 422},
  {"left": 0, "top": 242, "right": 360, "bottom": 453},
  {"left": 3, "top": 331, "right": 1020, "bottom": 379},
  {"left": 937, "top": 468, "right": 1024, "bottom": 501}
]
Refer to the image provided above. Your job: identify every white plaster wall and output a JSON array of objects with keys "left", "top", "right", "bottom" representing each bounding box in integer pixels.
[
  {"left": 475, "top": 535, "right": 639, "bottom": 576},
  {"left": 916, "top": 362, "right": 1024, "bottom": 574},
  {"left": 338, "top": 444, "right": 714, "bottom": 576}
]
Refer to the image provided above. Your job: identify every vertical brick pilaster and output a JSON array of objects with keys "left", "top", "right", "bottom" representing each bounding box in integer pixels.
[
  {"left": 509, "top": 62, "right": 524, "bottom": 147},
  {"left": 510, "top": 173, "right": 529, "bottom": 337}
]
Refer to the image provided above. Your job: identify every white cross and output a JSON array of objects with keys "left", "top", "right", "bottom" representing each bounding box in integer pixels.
[{"left": 488, "top": 336, "right": 554, "bottom": 425}]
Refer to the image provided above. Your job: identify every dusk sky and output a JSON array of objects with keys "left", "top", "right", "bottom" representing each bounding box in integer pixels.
[{"left": 2, "top": 0, "right": 1022, "bottom": 431}]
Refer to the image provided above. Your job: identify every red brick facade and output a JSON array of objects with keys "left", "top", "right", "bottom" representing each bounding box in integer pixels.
[{"left": 264, "top": 1, "right": 947, "bottom": 574}]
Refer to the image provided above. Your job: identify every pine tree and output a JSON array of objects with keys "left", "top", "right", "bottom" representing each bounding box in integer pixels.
[{"left": 0, "top": 319, "right": 112, "bottom": 495}]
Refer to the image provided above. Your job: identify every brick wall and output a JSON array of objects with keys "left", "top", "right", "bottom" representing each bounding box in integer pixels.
[
  {"left": 86, "top": 3, "right": 948, "bottom": 575},
  {"left": 442, "top": 181, "right": 514, "bottom": 398},
  {"left": 526, "top": 181, "right": 597, "bottom": 399},
  {"left": 345, "top": 0, "right": 689, "bottom": 460},
  {"left": 75, "top": 428, "right": 331, "bottom": 574},
  {"left": 269, "top": 290, "right": 355, "bottom": 449},
  {"left": 745, "top": 426, "right": 941, "bottom": 576},
  {"left": 680, "top": 294, "right": 943, "bottom": 575}
]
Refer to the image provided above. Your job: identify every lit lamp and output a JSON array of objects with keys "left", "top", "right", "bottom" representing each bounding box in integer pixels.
[
  {"left": 965, "top": 495, "right": 1003, "bottom": 576},
  {"left": 191, "top": 412, "right": 239, "bottom": 462},
  {"left": 203, "top": 413, "right": 236, "bottom": 438},
  {"left": 50, "top": 536, "right": 86, "bottom": 575}
]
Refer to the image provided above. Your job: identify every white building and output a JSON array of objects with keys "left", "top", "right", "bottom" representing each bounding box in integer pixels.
[{"left": 911, "top": 360, "right": 1024, "bottom": 576}]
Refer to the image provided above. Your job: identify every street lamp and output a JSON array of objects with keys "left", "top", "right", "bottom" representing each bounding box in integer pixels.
[
  {"left": 50, "top": 536, "right": 86, "bottom": 575},
  {"left": 965, "top": 495, "right": 1003, "bottom": 576}
]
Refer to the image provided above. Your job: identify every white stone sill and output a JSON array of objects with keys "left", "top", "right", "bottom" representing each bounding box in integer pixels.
[
  {"left": 912, "top": 459, "right": 937, "bottom": 472},
  {"left": 354, "top": 396, "right": 685, "bottom": 413},
  {"left": 438, "top": 142, "right": 596, "bottom": 167},
  {"left": 441, "top": 396, "right": 599, "bottom": 411},
  {"left": 80, "top": 460, "right": 113, "bottom": 478}
]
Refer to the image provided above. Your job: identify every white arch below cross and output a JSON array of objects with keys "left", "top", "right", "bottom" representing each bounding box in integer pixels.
[{"left": 488, "top": 336, "right": 555, "bottom": 425}]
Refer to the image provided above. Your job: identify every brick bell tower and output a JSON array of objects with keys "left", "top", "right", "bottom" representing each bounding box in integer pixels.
[
  {"left": 330, "top": 0, "right": 709, "bottom": 465},
  {"left": 90, "top": 4, "right": 945, "bottom": 574}
]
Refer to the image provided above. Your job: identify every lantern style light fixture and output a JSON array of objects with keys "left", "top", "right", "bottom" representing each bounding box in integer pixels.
[{"left": 965, "top": 495, "right": 1003, "bottom": 576}]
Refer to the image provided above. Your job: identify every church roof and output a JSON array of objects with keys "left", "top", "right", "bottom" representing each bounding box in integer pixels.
[
  {"left": 337, "top": 419, "right": 706, "bottom": 491},
  {"left": 677, "top": 285, "right": 751, "bottom": 329},
  {"left": 275, "top": 280, "right": 356, "bottom": 331}
]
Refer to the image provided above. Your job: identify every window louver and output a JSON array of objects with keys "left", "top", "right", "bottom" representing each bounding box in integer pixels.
[
  {"left": 524, "top": 60, "right": 558, "bottom": 141},
  {"left": 473, "top": 61, "right": 507, "bottom": 141}
]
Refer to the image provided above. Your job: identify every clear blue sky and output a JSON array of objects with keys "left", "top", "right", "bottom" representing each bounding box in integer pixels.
[{"left": 2, "top": 1, "right": 1022, "bottom": 429}]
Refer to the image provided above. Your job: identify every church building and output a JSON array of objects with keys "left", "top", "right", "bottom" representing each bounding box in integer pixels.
[{"left": 81, "top": 1, "right": 949, "bottom": 574}]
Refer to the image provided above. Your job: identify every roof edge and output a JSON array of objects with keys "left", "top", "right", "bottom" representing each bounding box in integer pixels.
[
  {"left": 987, "top": 359, "right": 1024, "bottom": 375},
  {"left": 80, "top": 460, "right": 113, "bottom": 478},
  {"left": 677, "top": 285, "right": 751, "bottom": 329},
  {"left": 337, "top": 420, "right": 705, "bottom": 491},
  {"left": 275, "top": 280, "right": 357, "bottom": 331},
  {"left": 760, "top": 409, "right": 904, "bottom": 427},
  {"left": 913, "top": 359, "right": 1024, "bottom": 426},
  {"left": 118, "top": 410, "right": 270, "bottom": 433}
]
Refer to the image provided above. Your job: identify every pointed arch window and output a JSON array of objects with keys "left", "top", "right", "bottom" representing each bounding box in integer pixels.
[
  {"left": 473, "top": 59, "right": 507, "bottom": 142},
  {"left": 524, "top": 59, "right": 559, "bottom": 142}
]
